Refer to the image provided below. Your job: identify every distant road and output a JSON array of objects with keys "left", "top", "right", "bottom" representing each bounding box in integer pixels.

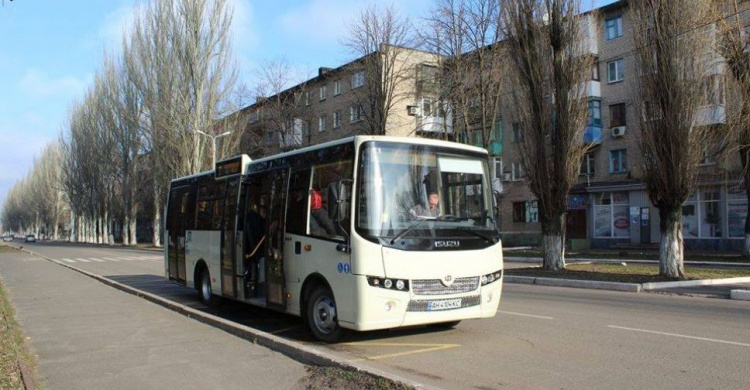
[{"left": 9, "top": 240, "right": 750, "bottom": 390}]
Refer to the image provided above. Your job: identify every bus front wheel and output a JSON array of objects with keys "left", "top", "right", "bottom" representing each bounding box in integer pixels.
[
  {"left": 198, "top": 268, "right": 221, "bottom": 307},
  {"left": 306, "top": 286, "right": 348, "bottom": 343}
]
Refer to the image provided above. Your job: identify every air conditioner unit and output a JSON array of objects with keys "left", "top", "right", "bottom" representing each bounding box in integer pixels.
[
  {"left": 407, "top": 105, "right": 419, "bottom": 116},
  {"left": 611, "top": 126, "right": 626, "bottom": 137},
  {"left": 502, "top": 173, "right": 512, "bottom": 182}
]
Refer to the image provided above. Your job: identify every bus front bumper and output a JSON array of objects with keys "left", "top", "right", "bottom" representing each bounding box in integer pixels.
[{"left": 344, "top": 275, "right": 503, "bottom": 332}]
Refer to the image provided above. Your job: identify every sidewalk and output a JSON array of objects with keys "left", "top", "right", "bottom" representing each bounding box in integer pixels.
[{"left": 0, "top": 249, "right": 309, "bottom": 389}]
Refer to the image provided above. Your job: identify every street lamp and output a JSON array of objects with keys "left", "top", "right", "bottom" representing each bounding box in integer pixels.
[{"left": 195, "top": 130, "right": 232, "bottom": 168}]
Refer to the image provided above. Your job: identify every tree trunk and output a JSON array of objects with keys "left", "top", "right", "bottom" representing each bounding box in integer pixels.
[
  {"left": 152, "top": 192, "right": 162, "bottom": 247},
  {"left": 658, "top": 205, "right": 685, "bottom": 279},
  {"left": 743, "top": 148, "right": 750, "bottom": 258},
  {"left": 128, "top": 200, "right": 138, "bottom": 246},
  {"left": 542, "top": 213, "right": 566, "bottom": 271}
]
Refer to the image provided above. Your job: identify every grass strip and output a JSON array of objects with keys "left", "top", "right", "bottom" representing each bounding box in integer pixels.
[
  {"left": 294, "top": 366, "right": 415, "bottom": 390},
  {"left": 504, "top": 250, "right": 750, "bottom": 263},
  {"left": 506, "top": 263, "right": 750, "bottom": 283}
]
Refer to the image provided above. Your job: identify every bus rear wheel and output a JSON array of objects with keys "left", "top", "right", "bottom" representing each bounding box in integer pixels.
[
  {"left": 306, "top": 286, "right": 348, "bottom": 343},
  {"left": 198, "top": 268, "right": 221, "bottom": 307}
]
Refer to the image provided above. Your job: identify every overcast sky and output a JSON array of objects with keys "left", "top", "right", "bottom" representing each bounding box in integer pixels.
[{"left": 0, "top": 0, "right": 615, "bottom": 212}]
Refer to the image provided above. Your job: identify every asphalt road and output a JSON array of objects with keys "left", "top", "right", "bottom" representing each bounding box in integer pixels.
[{"left": 5, "top": 240, "right": 750, "bottom": 390}]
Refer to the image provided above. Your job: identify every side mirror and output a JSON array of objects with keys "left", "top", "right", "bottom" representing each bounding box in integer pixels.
[{"left": 333, "top": 179, "right": 353, "bottom": 222}]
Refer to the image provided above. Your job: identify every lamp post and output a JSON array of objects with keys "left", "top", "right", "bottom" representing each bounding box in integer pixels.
[{"left": 195, "top": 130, "right": 232, "bottom": 168}]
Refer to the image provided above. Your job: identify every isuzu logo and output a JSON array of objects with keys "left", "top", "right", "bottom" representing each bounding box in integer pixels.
[
  {"left": 442, "top": 274, "right": 454, "bottom": 287},
  {"left": 435, "top": 240, "right": 460, "bottom": 248}
]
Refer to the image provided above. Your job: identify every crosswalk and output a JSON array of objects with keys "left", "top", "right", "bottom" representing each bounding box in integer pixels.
[{"left": 57, "top": 255, "right": 162, "bottom": 264}]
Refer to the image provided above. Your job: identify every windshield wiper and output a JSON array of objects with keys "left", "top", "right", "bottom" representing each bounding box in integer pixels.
[
  {"left": 456, "top": 227, "right": 498, "bottom": 243},
  {"left": 390, "top": 218, "right": 429, "bottom": 244}
]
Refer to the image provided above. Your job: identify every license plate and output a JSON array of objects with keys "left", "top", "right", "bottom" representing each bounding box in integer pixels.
[{"left": 427, "top": 298, "right": 462, "bottom": 311}]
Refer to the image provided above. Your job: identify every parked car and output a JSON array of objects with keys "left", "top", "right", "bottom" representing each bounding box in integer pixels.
[
  {"left": 2, "top": 234, "right": 12, "bottom": 242},
  {"left": 24, "top": 234, "right": 36, "bottom": 243}
]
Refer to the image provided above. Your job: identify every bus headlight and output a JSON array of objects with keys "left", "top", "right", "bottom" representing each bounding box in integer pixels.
[
  {"left": 480, "top": 270, "right": 503, "bottom": 286},
  {"left": 367, "top": 276, "right": 409, "bottom": 292}
]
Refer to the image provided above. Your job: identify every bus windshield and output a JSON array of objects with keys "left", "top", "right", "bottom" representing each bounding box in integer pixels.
[{"left": 356, "top": 142, "right": 496, "bottom": 242}]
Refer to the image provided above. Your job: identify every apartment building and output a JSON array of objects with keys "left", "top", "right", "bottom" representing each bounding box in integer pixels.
[
  {"left": 236, "top": 44, "right": 446, "bottom": 158},
  {"left": 498, "top": 0, "right": 746, "bottom": 251}
]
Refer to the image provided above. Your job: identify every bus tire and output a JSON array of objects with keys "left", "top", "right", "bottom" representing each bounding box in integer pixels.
[
  {"left": 306, "top": 286, "right": 348, "bottom": 343},
  {"left": 198, "top": 268, "right": 221, "bottom": 307},
  {"left": 429, "top": 320, "right": 461, "bottom": 329}
]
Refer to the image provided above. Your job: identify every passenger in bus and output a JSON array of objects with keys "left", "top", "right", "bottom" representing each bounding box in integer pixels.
[
  {"left": 410, "top": 191, "right": 440, "bottom": 218},
  {"left": 243, "top": 205, "right": 266, "bottom": 280},
  {"left": 310, "top": 187, "right": 337, "bottom": 236}
]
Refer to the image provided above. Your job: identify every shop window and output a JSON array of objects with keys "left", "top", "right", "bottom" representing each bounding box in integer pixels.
[
  {"left": 727, "top": 188, "right": 748, "bottom": 238},
  {"left": 594, "top": 192, "right": 630, "bottom": 238}
]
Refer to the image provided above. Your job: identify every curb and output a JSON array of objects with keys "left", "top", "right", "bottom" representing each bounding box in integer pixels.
[
  {"left": 730, "top": 290, "right": 750, "bottom": 301},
  {"left": 641, "top": 277, "right": 750, "bottom": 290},
  {"left": 504, "top": 256, "right": 750, "bottom": 268},
  {"left": 16, "top": 247, "right": 434, "bottom": 390},
  {"left": 504, "top": 276, "right": 641, "bottom": 292}
]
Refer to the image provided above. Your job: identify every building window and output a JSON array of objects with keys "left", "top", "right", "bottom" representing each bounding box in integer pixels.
[
  {"left": 609, "top": 103, "right": 627, "bottom": 127},
  {"left": 352, "top": 71, "right": 365, "bottom": 89},
  {"left": 248, "top": 110, "right": 260, "bottom": 124},
  {"left": 422, "top": 98, "right": 433, "bottom": 117},
  {"left": 727, "top": 188, "right": 748, "bottom": 238},
  {"left": 512, "top": 162, "right": 525, "bottom": 181},
  {"left": 594, "top": 192, "right": 630, "bottom": 237},
  {"left": 609, "top": 149, "right": 628, "bottom": 173},
  {"left": 702, "top": 74, "right": 724, "bottom": 106},
  {"left": 607, "top": 59, "right": 624, "bottom": 83},
  {"left": 333, "top": 111, "right": 341, "bottom": 128},
  {"left": 699, "top": 147, "right": 716, "bottom": 165},
  {"left": 334, "top": 80, "right": 341, "bottom": 96},
  {"left": 350, "top": 105, "right": 364, "bottom": 122},
  {"left": 682, "top": 191, "right": 724, "bottom": 238},
  {"left": 641, "top": 101, "right": 662, "bottom": 121},
  {"left": 512, "top": 201, "right": 538, "bottom": 223},
  {"left": 305, "top": 91, "right": 311, "bottom": 106},
  {"left": 265, "top": 131, "right": 274, "bottom": 146},
  {"left": 319, "top": 85, "right": 327, "bottom": 101},
  {"left": 591, "top": 61, "right": 600, "bottom": 81},
  {"left": 580, "top": 153, "right": 595, "bottom": 176},
  {"left": 605, "top": 16, "right": 623, "bottom": 40},
  {"left": 318, "top": 115, "right": 327, "bottom": 132},
  {"left": 511, "top": 122, "right": 523, "bottom": 142},
  {"left": 589, "top": 100, "right": 602, "bottom": 127}
]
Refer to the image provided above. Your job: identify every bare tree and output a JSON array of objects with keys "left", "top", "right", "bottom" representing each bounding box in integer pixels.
[
  {"left": 501, "top": 0, "right": 594, "bottom": 270},
  {"left": 127, "top": 0, "right": 239, "bottom": 246},
  {"left": 423, "top": 0, "right": 505, "bottom": 147},
  {"left": 718, "top": 1, "right": 750, "bottom": 257},
  {"left": 343, "top": 3, "right": 416, "bottom": 135},
  {"left": 630, "top": 0, "right": 716, "bottom": 278}
]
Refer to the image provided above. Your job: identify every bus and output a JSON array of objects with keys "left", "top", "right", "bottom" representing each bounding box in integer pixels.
[{"left": 165, "top": 136, "right": 503, "bottom": 342}]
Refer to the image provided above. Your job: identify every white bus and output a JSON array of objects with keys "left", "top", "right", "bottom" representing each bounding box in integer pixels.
[{"left": 165, "top": 136, "right": 503, "bottom": 342}]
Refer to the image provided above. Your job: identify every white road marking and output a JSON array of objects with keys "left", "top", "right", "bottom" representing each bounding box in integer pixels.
[
  {"left": 74, "top": 258, "right": 91, "bottom": 263},
  {"left": 498, "top": 310, "right": 554, "bottom": 320},
  {"left": 61, "top": 258, "right": 76, "bottom": 263},
  {"left": 102, "top": 257, "right": 121, "bottom": 261},
  {"left": 88, "top": 258, "right": 105, "bottom": 262},
  {"left": 608, "top": 325, "right": 750, "bottom": 347}
]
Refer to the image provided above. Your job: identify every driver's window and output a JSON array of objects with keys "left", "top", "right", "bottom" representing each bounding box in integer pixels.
[{"left": 309, "top": 160, "right": 353, "bottom": 238}]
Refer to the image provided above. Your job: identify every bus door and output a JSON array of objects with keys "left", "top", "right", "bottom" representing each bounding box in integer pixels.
[
  {"left": 168, "top": 186, "right": 192, "bottom": 283},
  {"left": 237, "top": 175, "right": 263, "bottom": 300},
  {"left": 263, "top": 168, "right": 289, "bottom": 310},
  {"left": 221, "top": 177, "right": 240, "bottom": 298}
]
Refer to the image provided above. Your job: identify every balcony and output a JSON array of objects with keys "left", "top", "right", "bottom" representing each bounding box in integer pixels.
[{"left": 583, "top": 125, "right": 602, "bottom": 145}]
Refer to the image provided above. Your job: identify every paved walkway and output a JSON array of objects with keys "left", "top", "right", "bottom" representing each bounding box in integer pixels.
[{"left": 0, "top": 250, "right": 309, "bottom": 390}]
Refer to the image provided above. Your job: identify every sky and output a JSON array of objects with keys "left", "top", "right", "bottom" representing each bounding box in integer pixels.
[{"left": 0, "top": 0, "right": 616, "bottom": 211}]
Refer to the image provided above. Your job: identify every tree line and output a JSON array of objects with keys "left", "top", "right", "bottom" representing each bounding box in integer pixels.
[{"left": 4, "top": 0, "right": 750, "bottom": 280}]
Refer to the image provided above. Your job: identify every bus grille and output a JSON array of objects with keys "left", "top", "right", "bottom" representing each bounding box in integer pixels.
[
  {"left": 407, "top": 296, "right": 481, "bottom": 312},
  {"left": 411, "top": 277, "right": 480, "bottom": 296}
]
